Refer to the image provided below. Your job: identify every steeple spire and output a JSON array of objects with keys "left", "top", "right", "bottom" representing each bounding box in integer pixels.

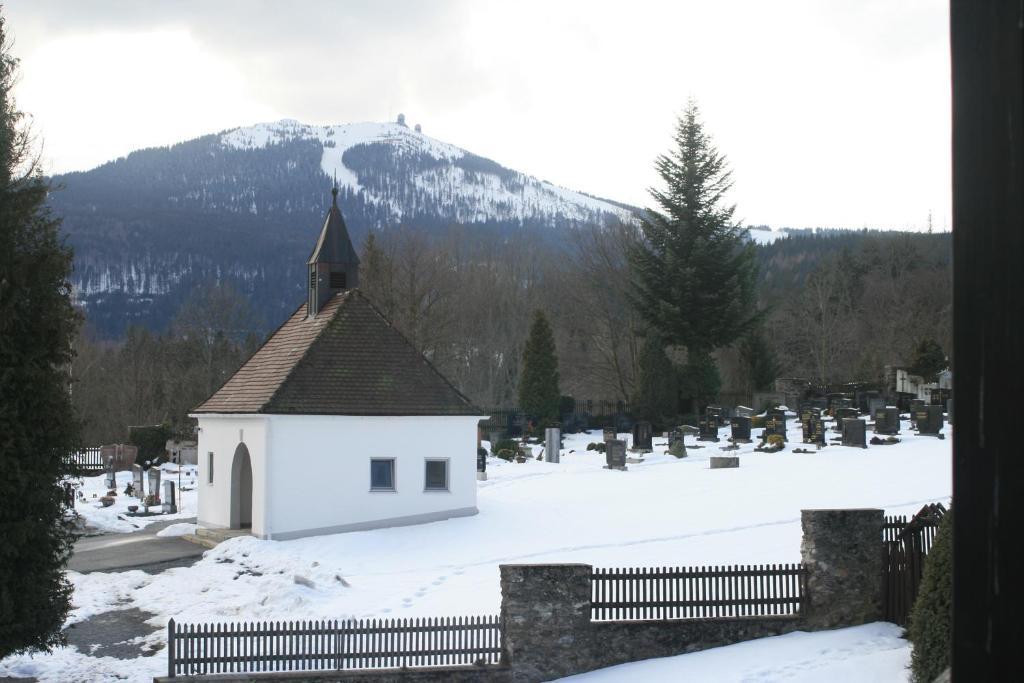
[{"left": 307, "top": 186, "right": 359, "bottom": 317}]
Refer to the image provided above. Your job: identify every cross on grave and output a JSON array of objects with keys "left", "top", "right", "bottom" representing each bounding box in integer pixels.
[
  {"left": 841, "top": 418, "right": 868, "bottom": 448},
  {"left": 604, "top": 439, "right": 627, "bottom": 471},
  {"left": 916, "top": 405, "right": 945, "bottom": 437},
  {"left": 631, "top": 421, "right": 653, "bottom": 451},
  {"left": 731, "top": 416, "right": 752, "bottom": 443},
  {"left": 873, "top": 406, "right": 900, "bottom": 435}
]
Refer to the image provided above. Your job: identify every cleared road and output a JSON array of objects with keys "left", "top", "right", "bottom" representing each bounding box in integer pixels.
[{"left": 69, "top": 518, "right": 205, "bottom": 574}]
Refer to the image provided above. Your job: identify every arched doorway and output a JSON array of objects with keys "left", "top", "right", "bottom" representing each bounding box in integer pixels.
[{"left": 230, "top": 443, "right": 253, "bottom": 530}]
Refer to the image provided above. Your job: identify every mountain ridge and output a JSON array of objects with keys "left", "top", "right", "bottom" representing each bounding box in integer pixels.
[{"left": 49, "top": 117, "right": 639, "bottom": 337}]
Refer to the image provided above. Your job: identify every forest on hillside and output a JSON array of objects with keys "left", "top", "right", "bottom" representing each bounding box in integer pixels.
[{"left": 71, "top": 226, "right": 951, "bottom": 445}]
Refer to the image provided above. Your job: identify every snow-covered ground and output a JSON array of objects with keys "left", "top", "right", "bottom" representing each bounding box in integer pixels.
[
  {"left": 71, "top": 463, "right": 199, "bottom": 534},
  {"left": 1, "top": 418, "right": 949, "bottom": 682},
  {"left": 557, "top": 622, "right": 911, "bottom": 682}
]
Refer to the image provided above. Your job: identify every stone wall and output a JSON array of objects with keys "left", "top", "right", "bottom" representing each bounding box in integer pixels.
[
  {"left": 801, "top": 508, "right": 884, "bottom": 629},
  {"left": 499, "top": 565, "right": 802, "bottom": 682},
  {"left": 153, "top": 665, "right": 510, "bottom": 683},
  {"left": 157, "top": 508, "right": 888, "bottom": 683}
]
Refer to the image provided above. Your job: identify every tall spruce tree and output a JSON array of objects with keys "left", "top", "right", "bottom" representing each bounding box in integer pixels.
[
  {"left": 0, "top": 13, "right": 80, "bottom": 658},
  {"left": 518, "top": 310, "right": 560, "bottom": 425},
  {"left": 630, "top": 100, "right": 758, "bottom": 407}
]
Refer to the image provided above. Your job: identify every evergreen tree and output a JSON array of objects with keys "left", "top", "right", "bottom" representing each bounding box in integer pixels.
[
  {"left": 909, "top": 338, "right": 946, "bottom": 384},
  {"left": 632, "top": 334, "right": 678, "bottom": 428},
  {"left": 908, "top": 510, "right": 953, "bottom": 682},
  {"left": 630, "top": 99, "right": 758, "bottom": 408},
  {"left": 739, "top": 327, "right": 779, "bottom": 392},
  {"left": 679, "top": 350, "right": 721, "bottom": 413},
  {"left": 518, "top": 310, "right": 560, "bottom": 424},
  {"left": 0, "top": 13, "right": 80, "bottom": 658}
]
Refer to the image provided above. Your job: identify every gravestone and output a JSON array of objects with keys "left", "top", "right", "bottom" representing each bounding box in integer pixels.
[
  {"left": 602, "top": 427, "right": 616, "bottom": 443},
  {"left": 707, "top": 406, "right": 724, "bottom": 426},
  {"left": 867, "top": 397, "right": 885, "bottom": 416},
  {"left": 667, "top": 430, "right": 687, "bottom": 457},
  {"left": 146, "top": 467, "right": 162, "bottom": 504},
  {"left": 834, "top": 407, "right": 858, "bottom": 432},
  {"left": 489, "top": 431, "right": 504, "bottom": 453},
  {"left": 916, "top": 405, "right": 945, "bottom": 436},
  {"left": 131, "top": 466, "right": 144, "bottom": 499},
  {"left": 631, "top": 421, "right": 653, "bottom": 451},
  {"left": 909, "top": 400, "right": 925, "bottom": 428},
  {"left": 162, "top": 481, "right": 177, "bottom": 514},
  {"left": 477, "top": 450, "right": 487, "bottom": 481},
  {"left": 873, "top": 407, "right": 900, "bottom": 435},
  {"left": 731, "top": 416, "right": 752, "bottom": 443},
  {"left": 841, "top": 418, "right": 868, "bottom": 448},
  {"left": 809, "top": 415, "right": 827, "bottom": 447},
  {"left": 946, "top": 398, "right": 953, "bottom": 425},
  {"left": 735, "top": 405, "right": 754, "bottom": 419},
  {"left": 764, "top": 414, "right": 787, "bottom": 441},
  {"left": 604, "top": 439, "right": 627, "bottom": 471},
  {"left": 545, "top": 427, "right": 562, "bottom": 463},
  {"left": 698, "top": 407, "right": 720, "bottom": 441},
  {"left": 104, "top": 456, "right": 116, "bottom": 491},
  {"left": 710, "top": 456, "right": 740, "bottom": 469}
]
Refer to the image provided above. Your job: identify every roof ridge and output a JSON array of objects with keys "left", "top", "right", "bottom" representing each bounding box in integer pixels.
[{"left": 259, "top": 290, "right": 354, "bottom": 413}]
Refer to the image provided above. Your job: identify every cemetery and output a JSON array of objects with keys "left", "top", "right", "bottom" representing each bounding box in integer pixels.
[{"left": 8, "top": 404, "right": 953, "bottom": 683}]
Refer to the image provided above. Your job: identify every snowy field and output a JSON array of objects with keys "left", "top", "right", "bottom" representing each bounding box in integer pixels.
[{"left": 1, "top": 417, "right": 950, "bottom": 682}]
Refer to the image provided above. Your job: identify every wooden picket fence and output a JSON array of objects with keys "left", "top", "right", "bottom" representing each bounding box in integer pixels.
[
  {"left": 590, "top": 563, "right": 806, "bottom": 621},
  {"left": 883, "top": 503, "right": 947, "bottom": 626},
  {"left": 65, "top": 447, "right": 104, "bottom": 474},
  {"left": 166, "top": 615, "right": 502, "bottom": 677}
]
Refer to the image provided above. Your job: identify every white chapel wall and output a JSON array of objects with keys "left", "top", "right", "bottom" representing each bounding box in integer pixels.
[{"left": 262, "top": 414, "right": 482, "bottom": 540}]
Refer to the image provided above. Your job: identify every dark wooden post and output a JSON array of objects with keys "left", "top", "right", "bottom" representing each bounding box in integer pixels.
[
  {"left": 950, "top": 1, "right": 1024, "bottom": 679},
  {"left": 167, "top": 618, "right": 176, "bottom": 678}
]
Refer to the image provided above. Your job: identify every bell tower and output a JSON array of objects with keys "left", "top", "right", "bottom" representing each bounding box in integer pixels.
[{"left": 307, "top": 186, "right": 359, "bottom": 316}]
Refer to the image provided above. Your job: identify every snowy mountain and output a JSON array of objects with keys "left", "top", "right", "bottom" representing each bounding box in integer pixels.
[{"left": 49, "top": 118, "right": 637, "bottom": 337}]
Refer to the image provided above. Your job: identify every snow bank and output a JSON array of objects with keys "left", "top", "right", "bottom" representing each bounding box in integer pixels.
[{"left": 556, "top": 622, "right": 911, "bottom": 682}]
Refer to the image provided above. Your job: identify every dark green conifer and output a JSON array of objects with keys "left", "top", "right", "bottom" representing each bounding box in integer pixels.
[
  {"left": 630, "top": 99, "right": 758, "bottom": 409},
  {"left": 908, "top": 510, "right": 953, "bottom": 682},
  {"left": 518, "top": 310, "right": 560, "bottom": 425},
  {"left": 632, "top": 335, "right": 678, "bottom": 428},
  {"left": 0, "top": 11, "right": 80, "bottom": 658}
]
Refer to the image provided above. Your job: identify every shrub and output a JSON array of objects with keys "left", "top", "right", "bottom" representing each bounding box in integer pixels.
[
  {"left": 767, "top": 434, "right": 785, "bottom": 448},
  {"left": 492, "top": 438, "right": 517, "bottom": 455},
  {"left": 908, "top": 509, "right": 953, "bottom": 683},
  {"left": 496, "top": 449, "right": 516, "bottom": 462}
]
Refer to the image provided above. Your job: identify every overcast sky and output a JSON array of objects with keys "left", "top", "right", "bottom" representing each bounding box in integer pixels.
[{"left": 4, "top": 0, "right": 950, "bottom": 230}]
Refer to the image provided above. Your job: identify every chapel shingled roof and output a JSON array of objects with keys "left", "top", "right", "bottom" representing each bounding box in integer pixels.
[{"left": 193, "top": 290, "right": 481, "bottom": 416}]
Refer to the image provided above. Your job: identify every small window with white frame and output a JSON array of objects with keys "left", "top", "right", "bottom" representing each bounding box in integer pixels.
[
  {"left": 424, "top": 458, "right": 449, "bottom": 492},
  {"left": 207, "top": 452, "right": 214, "bottom": 484},
  {"left": 370, "top": 458, "right": 396, "bottom": 491}
]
